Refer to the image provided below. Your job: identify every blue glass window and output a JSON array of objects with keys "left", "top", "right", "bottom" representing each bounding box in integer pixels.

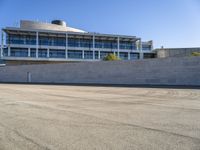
[
  {"left": 84, "top": 51, "right": 93, "bottom": 59},
  {"left": 95, "top": 51, "right": 99, "bottom": 59},
  {"left": 10, "top": 48, "right": 28, "bottom": 57},
  {"left": 130, "top": 53, "right": 139, "bottom": 60},
  {"left": 119, "top": 52, "right": 128, "bottom": 60},
  {"left": 38, "top": 49, "right": 47, "bottom": 58},
  {"left": 68, "top": 50, "right": 82, "bottom": 59},
  {"left": 3, "top": 48, "right": 8, "bottom": 57},
  {"left": 120, "top": 41, "right": 136, "bottom": 50},
  {"left": 30, "top": 49, "right": 36, "bottom": 57},
  {"left": 49, "top": 49, "right": 65, "bottom": 58},
  {"left": 142, "top": 44, "right": 151, "bottom": 51},
  {"left": 95, "top": 40, "right": 117, "bottom": 49}
]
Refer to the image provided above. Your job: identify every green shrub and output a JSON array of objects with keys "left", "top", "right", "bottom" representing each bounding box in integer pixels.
[
  {"left": 192, "top": 52, "right": 200, "bottom": 56},
  {"left": 103, "top": 53, "right": 120, "bottom": 61}
]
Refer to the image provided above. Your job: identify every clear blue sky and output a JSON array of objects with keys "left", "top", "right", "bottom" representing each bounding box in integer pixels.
[{"left": 0, "top": 0, "right": 200, "bottom": 48}]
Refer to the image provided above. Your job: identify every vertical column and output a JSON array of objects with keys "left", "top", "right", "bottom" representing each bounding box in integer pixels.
[
  {"left": 92, "top": 34, "right": 95, "bottom": 60},
  {"left": 150, "top": 40, "right": 153, "bottom": 50},
  {"left": 98, "top": 51, "right": 100, "bottom": 60},
  {"left": 47, "top": 49, "right": 50, "bottom": 58},
  {"left": 82, "top": 50, "right": 84, "bottom": 59},
  {"left": 139, "top": 40, "right": 143, "bottom": 59},
  {"left": 65, "top": 33, "right": 68, "bottom": 59},
  {"left": 36, "top": 32, "right": 39, "bottom": 58},
  {"left": 117, "top": 37, "right": 120, "bottom": 58},
  {"left": 128, "top": 52, "right": 130, "bottom": 60},
  {"left": 8, "top": 46, "right": 11, "bottom": 57},
  {"left": 1, "top": 30, "right": 4, "bottom": 58},
  {"left": 28, "top": 48, "right": 31, "bottom": 57}
]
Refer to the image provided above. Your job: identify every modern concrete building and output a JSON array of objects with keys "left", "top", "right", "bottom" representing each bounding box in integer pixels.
[{"left": 0, "top": 20, "right": 154, "bottom": 65}]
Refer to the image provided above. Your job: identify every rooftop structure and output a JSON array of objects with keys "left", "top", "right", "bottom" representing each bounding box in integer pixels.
[{"left": 0, "top": 20, "right": 154, "bottom": 65}]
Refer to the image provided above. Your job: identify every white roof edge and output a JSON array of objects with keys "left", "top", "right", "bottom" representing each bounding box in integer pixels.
[{"left": 3, "top": 27, "right": 141, "bottom": 39}]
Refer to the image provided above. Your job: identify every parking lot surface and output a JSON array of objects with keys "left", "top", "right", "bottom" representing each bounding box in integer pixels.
[{"left": 0, "top": 84, "right": 200, "bottom": 150}]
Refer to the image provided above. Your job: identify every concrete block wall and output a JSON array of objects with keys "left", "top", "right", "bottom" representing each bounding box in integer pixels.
[
  {"left": 156, "top": 48, "right": 200, "bottom": 58},
  {"left": 0, "top": 57, "right": 200, "bottom": 86}
]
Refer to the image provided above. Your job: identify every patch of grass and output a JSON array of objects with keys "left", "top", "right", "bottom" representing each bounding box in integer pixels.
[{"left": 192, "top": 52, "right": 200, "bottom": 56}]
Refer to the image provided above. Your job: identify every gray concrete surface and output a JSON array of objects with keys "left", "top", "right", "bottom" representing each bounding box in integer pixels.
[
  {"left": 0, "top": 84, "right": 200, "bottom": 150},
  {"left": 156, "top": 47, "right": 200, "bottom": 58},
  {"left": 1, "top": 57, "right": 200, "bottom": 86}
]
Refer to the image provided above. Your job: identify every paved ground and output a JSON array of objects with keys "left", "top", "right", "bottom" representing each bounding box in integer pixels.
[{"left": 0, "top": 84, "right": 200, "bottom": 150}]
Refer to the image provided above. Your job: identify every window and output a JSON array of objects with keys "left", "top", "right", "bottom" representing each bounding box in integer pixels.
[
  {"left": 95, "top": 40, "right": 117, "bottom": 49},
  {"left": 49, "top": 49, "right": 65, "bottom": 58},
  {"left": 10, "top": 48, "right": 28, "bottom": 57},
  {"left": 95, "top": 51, "right": 99, "bottom": 59},
  {"left": 120, "top": 41, "right": 136, "bottom": 50},
  {"left": 68, "top": 38, "right": 92, "bottom": 48},
  {"left": 3, "top": 48, "right": 8, "bottom": 57},
  {"left": 119, "top": 52, "right": 128, "bottom": 60},
  {"left": 8, "top": 34, "right": 36, "bottom": 45},
  {"left": 38, "top": 49, "right": 47, "bottom": 58},
  {"left": 30, "top": 49, "right": 36, "bottom": 57},
  {"left": 84, "top": 51, "right": 93, "bottom": 59},
  {"left": 130, "top": 53, "right": 139, "bottom": 60},
  {"left": 68, "top": 50, "right": 82, "bottom": 59},
  {"left": 142, "top": 44, "right": 151, "bottom": 51}
]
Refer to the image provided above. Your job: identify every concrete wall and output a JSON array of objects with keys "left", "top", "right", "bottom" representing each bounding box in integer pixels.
[
  {"left": 0, "top": 57, "right": 200, "bottom": 86},
  {"left": 156, "top": 48, "right": 200, "bottom": 58}
]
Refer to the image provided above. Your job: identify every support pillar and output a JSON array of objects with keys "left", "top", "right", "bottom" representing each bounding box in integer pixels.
[
  {"left": 36, "top": 32, "right": 39, "bottom": 58},
  {"left": 47, "top": 49, "right": 49, "bottom": 58},
  {"left": 82, "top": 50, "right": 84, "bottom": 59},
  {"left": 65, "top": 33, "right": 68, "bottom": 59},
  {"left": 8, "top": 46, "right": 11, "bottom": 57},
  {"left": 128, "top": 52, "right": 130, "bottom": 60},
  {"left": 92, "top": 34, "right": 95, "bottom": 60},
  {"left": 28, "top": 48, "right": 31, "bottom": 57},
  {"left": 117, "top": 37, "right": 120, "bottom": 58},
  {"left": 1, "top": 30, "right": 4, "bottom": 58},
  {"left": 98, "top": 51, "right": 100, "bottom": 60},
  {"left": 139, "top": 40, "right": 143, "bottom": 59}
]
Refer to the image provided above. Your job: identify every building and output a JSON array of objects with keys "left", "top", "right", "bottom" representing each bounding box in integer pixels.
[
  {"left": 155, "top": 47, "right": 200, "bottom": 58},
  {"left": 0, "top": 20, "right": 154, "bottom": 65}
]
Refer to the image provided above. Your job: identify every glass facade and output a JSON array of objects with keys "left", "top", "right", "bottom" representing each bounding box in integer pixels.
[
  {"left": 142, "top": 44, "right": 151, "bottom": 51},
  {"left": 6, "top": 33, "right": 152, "bottom": 51},
  {"left": 130, "top": 53, "right": 139, "bottom": 60},
  {"left": 39, "top": 36, "right": 66, "bottom": 46},
  {"left": 30, "top": 49, "right": 36, "bottom": 57},
  {"left": 38, "top": 49, "right": 47, "bottom": 58},
  {"left": 120, "top": 41, "right": 136, "bottom": 50},
  {"left": 3, "top": 48, "right": 8, "bottom": 57},
  {"left": 10, "top": 48, "right": 28, "bottom": 57},
  {"left": 119, "top": 52, "right": 128, "bottom": 60},
  {"left": 4, "top": 31, "right": 153, "bottom": 61},
  {"left": 68, "top": 38, "right": 92, "bottom": 48},
  {"left": 95, "top": 40, "right": 117, "bottom": 49},
  {"left": 95, "top": 51, "right": 99, "bottom": 59},
  {"left": 7, "top": 34, "right": 36, "bottom": 45},
  {"left": 68, "top": 50, "right": 82, "bottom": 59},
  {"left": 84, "top": 51, "right": 93, "bottom": 59},
  {"left": 49, "top": 49, "right": 65, "bottom": 58}
]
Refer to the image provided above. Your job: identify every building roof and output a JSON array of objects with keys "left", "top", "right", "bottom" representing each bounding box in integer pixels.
[
  {"left": 19, "top": 20, "right": 86, "bottom": 33},
  {"left": 3, "top": 20, "right": 142, "bottom": 42}
]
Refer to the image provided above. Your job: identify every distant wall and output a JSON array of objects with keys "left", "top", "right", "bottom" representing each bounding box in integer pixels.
[
  {"left": 0, "top": 57, "right": 200, "bottom": 86},
  {"left": 156, "top": 48, "right": 200, "bottom": 58}
]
